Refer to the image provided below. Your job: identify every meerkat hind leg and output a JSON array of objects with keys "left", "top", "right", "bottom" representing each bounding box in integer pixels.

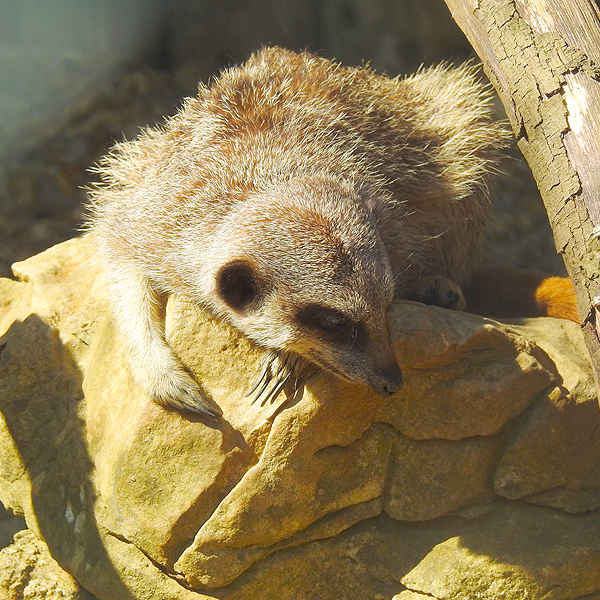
[{"left": 109, "top": 265, "right": 222, "bottom": 418}]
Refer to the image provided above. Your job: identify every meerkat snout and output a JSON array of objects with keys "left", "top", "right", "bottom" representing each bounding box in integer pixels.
[
  {"left": 366, "top": 355, "right": 403, "bottom": 398},
  {"left": 290, "top": 297, "right": 403, "bottom": 398}
]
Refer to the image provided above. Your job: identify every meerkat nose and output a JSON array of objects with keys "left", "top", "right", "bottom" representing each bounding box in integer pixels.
[{"left": 371, "top": 361, "right": 403, "bottom": 397}]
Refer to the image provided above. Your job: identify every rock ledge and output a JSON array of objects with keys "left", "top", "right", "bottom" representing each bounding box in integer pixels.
[{"left": 0, "top": 237, "right": 599, "bottom": 600}]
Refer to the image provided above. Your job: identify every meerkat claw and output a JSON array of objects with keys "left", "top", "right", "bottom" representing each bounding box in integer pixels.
[
  {"left": 154, "top": 378, "right": 223, "bottom": 419},
  {"left": 178, "top": 396, "right": 223, "bottom": 419},
  {"left": 245, "top": 352, "right": 277, "bottom": 402},
  {"left": 409, "top": 276, "right": 467, "bottom": 311},
  {"left": 166, "top": 396, "right": 222, "bottom": 420}
]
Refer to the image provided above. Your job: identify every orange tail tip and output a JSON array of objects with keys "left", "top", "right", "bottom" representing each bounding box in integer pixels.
[
  {"left": 535, "top": 276, "right": 580, "bottom": 322},
  {"left": 464, "top": 268, "right": 580, "bottom": 322}
]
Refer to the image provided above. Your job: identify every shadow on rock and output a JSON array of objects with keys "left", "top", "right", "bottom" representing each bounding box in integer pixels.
[{"left": 0, "top": 314, "right": 136, "bottom": 600}]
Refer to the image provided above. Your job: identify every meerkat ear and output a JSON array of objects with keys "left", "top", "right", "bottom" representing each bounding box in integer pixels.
[{"left": 216, "top": 260, "right": 262, "bottom": 313}]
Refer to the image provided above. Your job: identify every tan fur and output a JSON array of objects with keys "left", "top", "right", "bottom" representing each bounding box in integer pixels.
[{"left": 86, "top": 47, "right": 507, "bottom": 416}]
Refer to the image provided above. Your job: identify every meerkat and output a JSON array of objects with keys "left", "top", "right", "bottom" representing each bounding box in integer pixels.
[{"left": 86, "top": 47, "right": 512, "bottom": 418}]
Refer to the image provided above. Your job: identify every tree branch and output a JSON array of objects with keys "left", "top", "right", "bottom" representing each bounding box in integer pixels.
[{"left": 443, "top": 0, "right": 600, "bottom": 392}]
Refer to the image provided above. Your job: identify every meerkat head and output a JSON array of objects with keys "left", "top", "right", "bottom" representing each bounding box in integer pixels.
[{"left": 203, "top": 175, "right": 403, "bottom": 398}]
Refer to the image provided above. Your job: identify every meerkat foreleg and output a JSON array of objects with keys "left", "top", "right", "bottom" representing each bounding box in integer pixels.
[{"left": 107, "top": 263, "right": 222, "bottom": 418}]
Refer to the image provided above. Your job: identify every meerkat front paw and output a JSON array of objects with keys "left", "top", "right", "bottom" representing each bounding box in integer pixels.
[
  {"left": 408, "top": 276, "right": 466, "bottom": 311},
  {"left": 139, "top": 367, "right": 222, "bottom": 418}
]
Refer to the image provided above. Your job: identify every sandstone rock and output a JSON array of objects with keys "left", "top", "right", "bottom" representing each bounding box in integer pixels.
[
  {"left": 0, "top": 529, "right": 97, "bottom": 600},
  {"left": 0, "top": 236, "right": 599, "bottom": 599}
]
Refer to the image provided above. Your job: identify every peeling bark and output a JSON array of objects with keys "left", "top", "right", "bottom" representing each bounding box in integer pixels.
[{"left": 443, "top": 0, "right": 600, "bottom": 394}]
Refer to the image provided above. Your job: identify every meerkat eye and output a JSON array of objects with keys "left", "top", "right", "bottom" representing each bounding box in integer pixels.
[
  {"left": 316, "top": 309, "right": 352, "bottom": 333},
  {"left": 216, "top": 260, "right": 260, "bottom": 313},
  {"left": 296, "top": 305, "right": 353, "bottom": 335}
]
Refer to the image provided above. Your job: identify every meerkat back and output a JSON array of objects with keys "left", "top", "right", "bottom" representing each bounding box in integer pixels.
[{"left": 86, "top": 47, "right": 507, "bottom": 416}]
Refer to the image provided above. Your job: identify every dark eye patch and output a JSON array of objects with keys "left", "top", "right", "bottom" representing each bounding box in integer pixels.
[{"left": 296, "top": 304, "right": 365, "bottom": 347}]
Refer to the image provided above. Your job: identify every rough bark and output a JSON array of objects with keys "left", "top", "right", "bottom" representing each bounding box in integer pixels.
[{"left": 443, "top": 0, "right": 600, "bottom": 392}]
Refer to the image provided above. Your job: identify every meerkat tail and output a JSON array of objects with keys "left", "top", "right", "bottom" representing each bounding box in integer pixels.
[
  {"left": 107, "top": 263, "right": 222, "bottom": 418},
  {"left": 534, "top": 276, "right": 579, "bottom": 322},
  {"left": 464, "top": 268, "right": 579, "bottom": 322}
]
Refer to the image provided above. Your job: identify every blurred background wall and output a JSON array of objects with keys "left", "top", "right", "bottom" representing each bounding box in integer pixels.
[
  {"left": 168, "top": 0, "right": 471, "bottom": 86},
  {"left": 0, "top": 0, "right": 471, "bottom": 169},
  {"left": 0, "top": 0, "right": 166, "bottom": 168}
]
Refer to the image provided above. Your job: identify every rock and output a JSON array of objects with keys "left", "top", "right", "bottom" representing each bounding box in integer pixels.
[
  {"left": 0, "top": 236, "right": 599, "bottom": 599},
  {"left": 0, "top": 529, "right": 98, "bottom": 600},
  {"left": 396, "top": 505, "right": 600, "bottom": 600},
  {"left": 493, "top": 319, "right": 600, "bottom": 513}
]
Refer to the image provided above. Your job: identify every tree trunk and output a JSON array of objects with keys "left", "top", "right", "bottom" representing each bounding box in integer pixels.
[{"left": 443, "top": 0, "right": 600, "bottom": 393}]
